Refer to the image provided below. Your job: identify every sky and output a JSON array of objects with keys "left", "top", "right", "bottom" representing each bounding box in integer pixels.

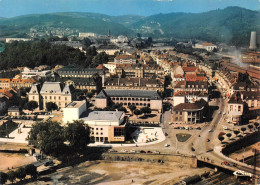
[{"left": 0, "top": 0, "right": 259, "bottom": 18}]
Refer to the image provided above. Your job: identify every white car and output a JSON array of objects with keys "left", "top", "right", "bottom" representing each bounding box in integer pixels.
[
  {"left": 120, "top": 149, "right": 127, "bottom": 153},
  {"left": 130, "top": 149, "right": 136, "bottom": 153},
  {"left": 165, "top": 144, "right": 170, "bottom": 147}
]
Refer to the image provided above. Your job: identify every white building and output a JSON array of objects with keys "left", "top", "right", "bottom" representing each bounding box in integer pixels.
[
  {"left": 194, "top": 42, "right": 217, "bottom": 52},
  {"left": 79, "top": 32, "right": 97, "bottom": 38},
  {"left": 63, "top": 101, "right": 127, "bottom": 143},
  {"left": 6, "top": 38, "right": 32, "bottom": 43},
  {"left": 22, "top": 67, "right": 52, "bottom": 79},
  {"left": 227, "top": 93, "right": 244, "bottom": 125},
  {"left": 103, "top": 62, "right": 117, "bottom": 74}
]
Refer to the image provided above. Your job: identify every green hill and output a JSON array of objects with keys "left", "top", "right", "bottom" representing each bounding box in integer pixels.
[
  {"left": 130, "top": 7, "right": 260, "bottom": 46},
  {"left": 0, "top": 7, "right": 258, "bottom": 46}
]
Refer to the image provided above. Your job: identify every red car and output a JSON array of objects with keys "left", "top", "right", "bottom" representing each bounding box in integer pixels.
[
  {"left": 221, "top": 161, "right": 230, "bottom": 166},
  {"left": 147, "top": 151, "right": 152, "bottom": 153}
]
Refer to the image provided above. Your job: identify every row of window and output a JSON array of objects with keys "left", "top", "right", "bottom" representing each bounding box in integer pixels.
[{"left": 111, "top": 97, "right": 151, "bottom": 101}]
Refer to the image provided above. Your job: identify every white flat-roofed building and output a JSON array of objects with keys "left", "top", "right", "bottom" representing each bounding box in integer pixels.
[
  {"left": 63, "top": 101, "right": 87, "bottom": 123},
  {"left": 62, "top": 100, "right": 127, "bottom": 143},
  {"left": 6, "top": 38, "right": 32, "bottom": 43}
]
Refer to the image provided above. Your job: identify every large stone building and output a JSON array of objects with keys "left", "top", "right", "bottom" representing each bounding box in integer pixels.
[
  {"left": 28, "top": 82, "right": 75, "bottom": 110},
  {"left": 95, "top": 89, "right": 162, "bottom": 112},
  {"left": 56, "top": 66, "right": 105, "bottom": 86},
  {"left": 173, "top": 91, "right": 208, "bottom": 107},
  {"left": 63, "top": 101, "right": 127, "bottom": 143}
]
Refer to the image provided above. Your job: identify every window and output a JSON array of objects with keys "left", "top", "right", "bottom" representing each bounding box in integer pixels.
[
  {"left": 65, "top": 97, "right": 67, "bottom": 101},
  {"left": 33, "top": 96, "right": 35, "bottom": 100},
  {"left": 96, "top": 132, "right": 98, "bottom": 135},
  {"left": 101, "top": 128, "right": 103, "bottom": 130},
  {"left": 96, "top": 128, "right": 99, "bottom": 130},
  {"left": 238, "top": 106, "right": 241, "bottom": 112}
]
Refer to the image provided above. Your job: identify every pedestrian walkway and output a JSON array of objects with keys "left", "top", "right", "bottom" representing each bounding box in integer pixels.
[{"left": 88, "top": 127, "right": 165, "bottom": 148}]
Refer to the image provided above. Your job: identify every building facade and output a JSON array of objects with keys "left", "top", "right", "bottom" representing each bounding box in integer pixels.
[
  {"left": 28, "top": 82, "right": 75, "bottom": 110},
  {"left": 95, "top": 89, "right": 162, "bottom": 112}
]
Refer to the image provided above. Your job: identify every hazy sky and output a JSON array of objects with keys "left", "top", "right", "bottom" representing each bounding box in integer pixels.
[{"left": 0, "top": 0, "right": 259, "bottom": 18}]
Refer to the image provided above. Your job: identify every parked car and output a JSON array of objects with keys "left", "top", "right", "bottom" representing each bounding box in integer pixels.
[
  {"left": 165, "top": 133, "right": 168, "bottom": 136},
  {"left": 44, "top": 159, "right": 54, "bottom": 167},
  {"left": 120, "top": 149, "right": 127, "bottom": 153},
  {"left": 221, "top": 161, "right": 230, "bottom": 166},
  {"left": 165, "top": 144, "right": 170, "bottom": 147},
  {"left": 153, "top": 151, "right": 160, "bottom": 154},
  {"left": 140, "top": 150, "right": 146, "bottom": 153},
  {"left": 196, "top": 127, "right": 201, "bottom": 130},
  {"left": 206, "top": 138, "right": 210, "bottom": 142},
  {"left": 130, "top": 149, "right": 136, "bottom": 153},
  {"left": 147, "top": 151, "right": 152, "bottom": 153},
  {"left": 208, "top": 129, "right": 213, "bottom": 132}
]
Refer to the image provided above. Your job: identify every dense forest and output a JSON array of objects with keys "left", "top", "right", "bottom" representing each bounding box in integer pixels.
[{"left": 0, "top": 40, "right": 108, "bottom": 70}]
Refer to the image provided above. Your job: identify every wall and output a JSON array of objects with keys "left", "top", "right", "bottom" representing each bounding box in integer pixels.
[
  {"left": 150, "top": 100, "right": 162, "bottom": 112},
  {"left": 95, "top": 98, "right": 107, "bottom": 108}
]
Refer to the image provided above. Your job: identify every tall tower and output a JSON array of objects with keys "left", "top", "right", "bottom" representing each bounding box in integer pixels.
[{"left": 249, "top": 31, "right": 257, "bottom": 49}]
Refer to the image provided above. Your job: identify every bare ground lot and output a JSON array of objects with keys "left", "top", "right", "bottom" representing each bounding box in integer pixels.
[{"left": 27, "top": 161, "right": 211, "bottom": 185}]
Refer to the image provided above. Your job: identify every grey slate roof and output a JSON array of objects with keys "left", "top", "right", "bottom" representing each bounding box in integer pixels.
[
  {"left": 81, "top": 111, "right": 124, "bottom": 123},
  {"left": 96, "top": 89, "right": 162, "bottom": 100},
  {"left": 40, "top": 82, "right": 63, "bottom": 94},
  {"left": 56, "top": 66, "right": 104, "bottom": 75}
]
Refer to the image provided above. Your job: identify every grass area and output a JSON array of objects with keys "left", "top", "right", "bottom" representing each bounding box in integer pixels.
[
  {"left": 176, "top": 133, "right": 191, "bottom": 142},
  {"left": 0, "top": 121, "right": 19, "bottom": 138}
]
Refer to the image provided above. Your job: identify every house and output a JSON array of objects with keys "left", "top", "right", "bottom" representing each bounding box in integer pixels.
[
  {"left": 63, "top": 101, "right": 127, "bottom": 143},
  {"left": 227, "top": 92, "right": 244, "bottom": 125},
  {"left": 95, "top": 89, "right": 162, "bottom": 112},
  {"left": 172, "top": 99, "right": 208, "bottom": 124},
  {"left": 8, "top": 106, "right": 22, "bottom": 117},
  {"left": 28, "top": 82, "right": 75, "bottom": 110}
]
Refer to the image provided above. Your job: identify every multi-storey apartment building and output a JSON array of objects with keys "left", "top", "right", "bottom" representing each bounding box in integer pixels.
[
  {"left": 105, "top": 78, "right": 164, "bottom": 94},
  {"left": 28, "top": 82, "right": 75, "bottom": 110},
  {"left": 174, "top": 80, "right": 208, "bottom": 92},
  {"left": 95, "top": 89, "right": 162, "bottom": 112},
  {"left": 114, "top": 55, "right": 136, "bottom": 64},
  {"left": 115, "top": 64, "right": 164, "bottom": 79}
]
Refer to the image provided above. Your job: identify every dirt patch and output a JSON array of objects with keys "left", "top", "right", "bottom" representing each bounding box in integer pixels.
[
  {"left": 0, "top": 153, "right": 35, "bottom": 171},
  {"left": 28, "top": 161, "right": 211, "bottom": 185}
]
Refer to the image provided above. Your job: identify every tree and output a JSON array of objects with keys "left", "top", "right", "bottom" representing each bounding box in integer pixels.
[
  {"left": 226, "top": 133, "right": 232, "bottom": 140},
  {"left": 128, "top": 104, "right": 136, "bottom": 115},
  {"left": 16, "top": 167, "right": 26, "bottom": 181},
  {"left": 25, "top": 164, "right": 37, "bottom": 178},
  {"left": 86, "top": 92, "right": 94, "bottom": 99},
  {"left": 91, "top": 52, "right": 109, "bottom": 67},
  {"left": 233, "top": 130, "right": 240, "bottom": 137},
  {"left": 24, "top": 101, "right": 38, "bottom": 112},
  {"left": 7, "top": 170, "right": 16, "bottom": 184},
  {"left": 64, "top": 120, "right": 90, "bottom": 153},
  {"left": 134, "top": 109, "right": 142, "bottom": 118},
  {"left": 241, "top": 127, "right": 246, "bottom": 134},
  {"left": 248, "top": 125, "right": 253, "bottom": 132},
  {"left": 28, "top": 121, "right": 65, "bottom": 156},
  {"left": 254, "top": 122, "right": 259, "bottom": 128},
  {"left": 0, "top": 172, "right": 8, "bottom": 184},
  {"left": 140, "top": 107, "right": 152, "bottom": 116},
  {"left": 218, "top": 136, "right": 225, "bottom": 143},
  {"left": 45, "top": 102, "right": 58, "bottom": 112}
]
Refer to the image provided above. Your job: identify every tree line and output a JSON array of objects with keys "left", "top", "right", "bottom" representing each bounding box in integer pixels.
[{"left": 0, "top": 39, "right": 109, "bottom": 70}]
